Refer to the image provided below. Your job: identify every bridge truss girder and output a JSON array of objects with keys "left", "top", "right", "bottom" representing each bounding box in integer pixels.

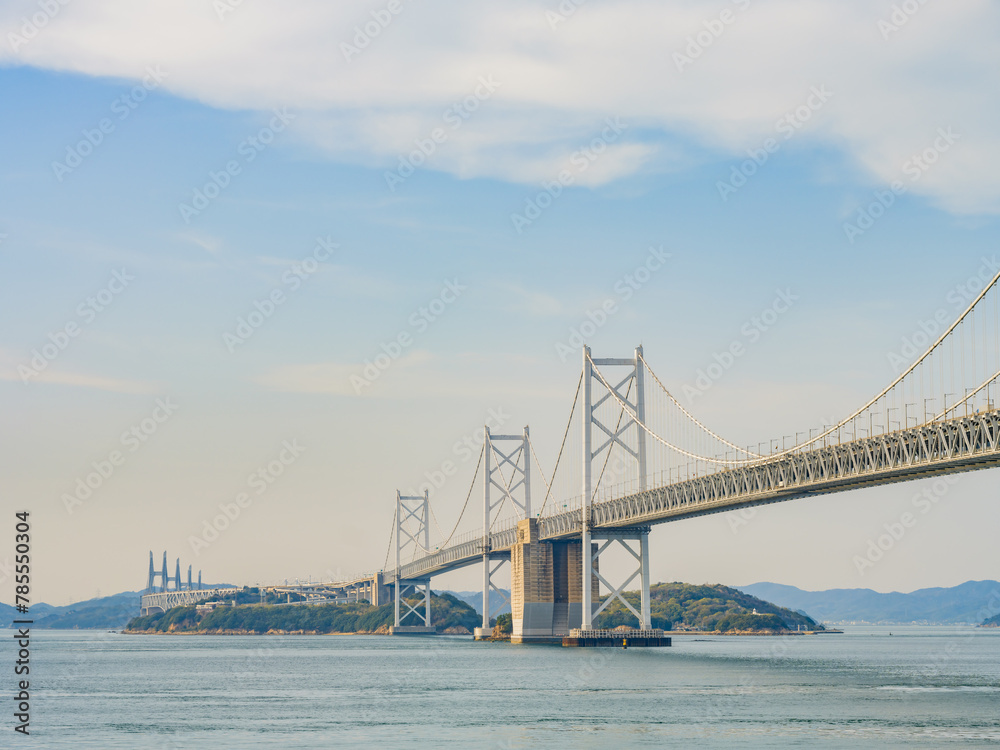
[{"left": 590, "top": 411, "right": 1000, "bottom": 527}]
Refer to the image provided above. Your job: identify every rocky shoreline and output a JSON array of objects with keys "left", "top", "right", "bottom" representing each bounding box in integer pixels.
[{"left": 122, "top": 624, "right": 475, "bottom": 636}]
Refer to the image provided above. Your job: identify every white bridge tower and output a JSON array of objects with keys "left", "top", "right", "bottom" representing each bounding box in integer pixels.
[
  {"left": 581, "top": 345, "right": 653, "bottom": 631},
  {"left": 476, "top": 425, "right": 531, "bottom": 637},
  {"left": 393, "top": 489, "right": 435, "bottom": 634}
]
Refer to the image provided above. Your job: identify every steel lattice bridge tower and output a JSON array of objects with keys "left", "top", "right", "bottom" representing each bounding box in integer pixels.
[{"left": 161, "top": 267, "right": 1000, "bottom": 640}]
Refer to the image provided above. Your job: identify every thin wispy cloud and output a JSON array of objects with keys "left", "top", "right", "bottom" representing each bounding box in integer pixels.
[
  {"left": 0, "top": 367, "right": 158, "bottom": 394},
  {"left": 495, "top": 282, "right": 565, "bottom": 317},
  {"left": 2, "top": 0, "right": 998, "bottom": 211}
]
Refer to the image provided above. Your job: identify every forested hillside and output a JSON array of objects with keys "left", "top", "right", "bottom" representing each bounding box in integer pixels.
[
  {"left": 593, "top": 582, "right": 822, "bottom": 632},
  {"left": 125, "top": 591, "right": 478, "bottom": 634}
]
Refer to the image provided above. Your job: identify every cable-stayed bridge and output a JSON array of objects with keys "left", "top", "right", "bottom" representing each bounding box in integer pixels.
[{"left": 141, "top": 266, "right": 1000, "bottom": 641}]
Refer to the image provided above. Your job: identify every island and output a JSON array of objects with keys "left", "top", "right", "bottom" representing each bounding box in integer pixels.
[
  {"left": 124, "top": 582, "right": 824, "bottom": 636},
  {"left": 125, "top": 589, "right": 479, "bottom": 634},
  {"left": 592, "top": 582, "right": 825, "bottom": 634}
]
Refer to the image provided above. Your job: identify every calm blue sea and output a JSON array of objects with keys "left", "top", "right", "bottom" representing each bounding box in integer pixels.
[{"left": 4, "top": 626, "right": 1000, "bottom": 748}]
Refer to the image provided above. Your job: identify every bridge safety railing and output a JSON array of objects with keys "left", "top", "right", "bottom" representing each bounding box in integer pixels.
[
  {"left": 388, "top": 413, "right": 1000, "bottom": 580},
  {"left": 269, "top": 572, "right": 377, "bottom": 588}
]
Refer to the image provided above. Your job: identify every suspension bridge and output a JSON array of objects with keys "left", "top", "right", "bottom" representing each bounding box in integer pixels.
[{"left": 141, "top": 266, "right": 1000, "bottom": 642}]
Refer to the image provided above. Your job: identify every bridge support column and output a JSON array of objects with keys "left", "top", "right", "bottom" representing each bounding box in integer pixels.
[
  {"left": 641, "top": 532, "right": 651, "bottom": 630},
  {"left": 588, "top": 527, "right": 653, "bottom": 630},
  {"left": 369, "top": 572, "right": 390, "bottom": 607},
  {"left": 391, "top": 579, "right": 435, "bottom": 634},
  {"left": 481, "top": 551, "right": 489, "bottom": 631},
  {"left": 475, "top": 555, "right": 511, "bottom": 638},
  {"left": 510, "top": 519, "right": 597, "bottom": 643}
]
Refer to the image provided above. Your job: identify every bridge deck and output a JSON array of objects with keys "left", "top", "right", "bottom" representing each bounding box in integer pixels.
[{"left": 390, "top": 412, "right": 1000, "bottom": 581}]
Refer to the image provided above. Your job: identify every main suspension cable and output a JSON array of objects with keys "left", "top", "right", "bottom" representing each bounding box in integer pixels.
[
  {"left": 399, "top": 444, "right": 485, "bottom": 557},
  {"left": 537, "top": 371, "right": 583, "bottom": 516},
  {"left": 382, "top": 505, "right": 396, "bottom": 572},
  {"left": 638, "top": 350, "right": 761, "bottom": 457},
  {"left": 589, "top": 356, "right": 746, "bottom": 465}
]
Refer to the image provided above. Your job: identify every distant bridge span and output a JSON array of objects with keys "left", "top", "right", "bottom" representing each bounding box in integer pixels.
[{"left": 140, "top": 588, "right": 240, "bottom": 616}]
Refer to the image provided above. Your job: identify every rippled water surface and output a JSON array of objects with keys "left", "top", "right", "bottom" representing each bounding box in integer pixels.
[{"left": 9, "top": 625, "right": 1000, "bottom": 748}]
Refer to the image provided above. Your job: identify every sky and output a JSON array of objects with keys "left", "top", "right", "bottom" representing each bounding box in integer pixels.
[{"left": 2, "top": 0, "right": 999, "bottom": 606}]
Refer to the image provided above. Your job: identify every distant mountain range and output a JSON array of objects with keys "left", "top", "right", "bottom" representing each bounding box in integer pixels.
[
  {"left": 445, "top": 590, "right": 512, "bottom": 616},
  {"left": 1, "top": 591, "right": 142, "bottom": 629},
  {"left": 739, "top": 580, "right": 1000, "bottom": 624},
  {"left": 0, "top": 585, "right": 231, "bottom": 630}
]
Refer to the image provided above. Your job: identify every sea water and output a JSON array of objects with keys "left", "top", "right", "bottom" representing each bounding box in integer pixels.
[{"left": 6, "top": 625, "right": 1000, "bottom": 748}]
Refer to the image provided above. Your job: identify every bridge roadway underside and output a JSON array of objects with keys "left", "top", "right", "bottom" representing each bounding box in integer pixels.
[{"left": 389, "top": 412, "right": 1000, "bottom": 583}]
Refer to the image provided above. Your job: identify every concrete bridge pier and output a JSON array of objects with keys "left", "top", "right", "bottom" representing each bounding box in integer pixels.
[
  {"left": 507, "top": 519, "right": 654, "bottom": 643},
  {"left": 364, "top": 572, "right": 391, "bottom": 607},
  {"left": 510, "top": 518, "right": 599, "bottom": 643}
]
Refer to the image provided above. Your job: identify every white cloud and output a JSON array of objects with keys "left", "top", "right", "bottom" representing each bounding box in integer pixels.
[
  {"left": 3, "top": 0, "right": 999, "bottom": 211},
  {"left": 177, "top": 232, "right": 224, "bottom": 258},
  {"left": 0, "top": 367, "right": 158, "bottom": 393}
]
